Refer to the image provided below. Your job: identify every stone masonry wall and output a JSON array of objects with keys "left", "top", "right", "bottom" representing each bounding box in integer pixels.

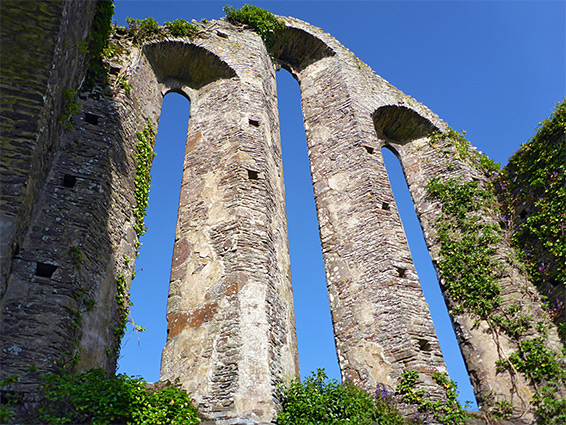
[
  {"left": 2, "top": 2, "right": 564, "bottom": 424},
  {"left": 1, "top": 0, "right": 101, "bottom": 385},
  {"left": 0, "top": 0, "right": 98, "bottom": 293},
  {"left": 109, "top": 21, "right": 299, "bottom": 423}
]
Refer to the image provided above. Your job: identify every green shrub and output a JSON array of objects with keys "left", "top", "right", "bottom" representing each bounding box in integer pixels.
[
  {"left": 277, "top": 369, "right": 405, "bottom": 425},
  {"left": 223, "top": 4, "right": 285, "bottom": 48},
  {"left": 165, "top": 19, "right": 198, "bottom": 38},
  {"left": 126, "top": 16, "right": 161, "bottom": 42},
  {"left": 36, "top": 368, "right": 200, "bottom": 424}
]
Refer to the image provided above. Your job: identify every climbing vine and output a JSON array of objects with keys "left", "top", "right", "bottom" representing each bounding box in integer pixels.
[
  {"left": 426, "top": 112, "right": 566, "bottom": 422},
  {"left": 428, "top": 128, "right": 501, "bottom": 175},
  {"left": 60, "top": 89, "right": 80, "bottom": 128},
  {"left": 426, "top": 177, "right": 502, "bottom": 317},
  {"left": 396, "top": 370, "right": 470, "bottom": 424},
  {"left": 497, "top": 99, "right": 566, "bottom": 292},
  {"left": 84, "top": 0, "right": 115, "bottom": 88},
  {"left": 133, "top": 121, "right": 156, "bottom": 237}
]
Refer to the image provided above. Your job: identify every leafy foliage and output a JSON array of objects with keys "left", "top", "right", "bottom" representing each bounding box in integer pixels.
[
  {"left": 497, "top": 99, "right": 566, "bottom": 289},
  {"left": 428, "top": 128, "right": 501, "bottom": 175},
  {"left": 396, "top": 371, "right": 471, "bottom": 425},
  {"left": 165, "top": 19, "right": 199, "bottom": 37},
  {"left": 502, "top": 336, "right": 566, "bottom": 424},
  {"left": 35, "top": 368, "right": 200, "bottom": 424},
  {"left": 223, "top": 4, "right": 285, "bottom": 48},
  {"left": 84, "top": 0, "right": 115, "bottom": 87},
  {"left": 277, "top": 369, "right": 405, "bottom": 425},
  {"left": 133, "top": 121, "right": 156, "bottom": 237},
  {"left": 426, "top": 177, "right": 502, "bottom": 317},
  {"left": 60, "top": 89, "right": 80, "bottom": 128}
]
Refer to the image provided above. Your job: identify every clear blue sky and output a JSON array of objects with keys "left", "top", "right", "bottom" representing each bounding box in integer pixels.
[{"left": 113, "top": 0, "right": 565, "bottom": 408}]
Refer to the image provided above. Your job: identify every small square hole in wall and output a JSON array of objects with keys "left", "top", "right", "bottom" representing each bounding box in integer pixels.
[
  {"left": 249, "top": 119, "right": 260, "bottom": 127},
  {"left": 397, "top": 267, "right": 406, "bottom": 278},
  {"left": 247, "top": 169, "right": 259, "bottom": 180},
  {"left": 363, "top": 145, "right": 375, "bottom": 154},
  {"left": 36, "top": 262, "right": 57, "bottom": 278},
  {"left": 417, "top": 338, "right": 432, "bottom": 352},
  {"left": 382, "top": 202, "right": 390, "bottom": 211},
  {"left": 84, "top": 112, "right": 100, "bottom": 125},
  {"left": 63, "top": 174, "right": 77, "bottom": 188}
]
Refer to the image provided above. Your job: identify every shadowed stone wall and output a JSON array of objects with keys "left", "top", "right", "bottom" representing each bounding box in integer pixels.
[{"left": 1, "top": 3, "right": 564, "bottom": 424}]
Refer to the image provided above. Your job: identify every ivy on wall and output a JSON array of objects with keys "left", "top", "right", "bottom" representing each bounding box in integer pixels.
[
  {"left": 497, "top": 99, "right": 566, "bottom": 295},
  {"left": 425, "top": 106, "right": 566, "bottom": 423},
  {"left": 133, "top": 121, "right": 156, "bottom": 238}
]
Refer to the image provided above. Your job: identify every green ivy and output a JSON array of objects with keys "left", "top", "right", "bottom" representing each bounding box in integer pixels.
[
  {"left": 429, "top": 128, "right": 501, "bottom": 175},
  {"left": 223, "top": 4, "right": 285, "bottom": 48},
  {"left": 396, "top": 370, "right": 471, "bottom": 425},
  {"left": 497, "top": 336, "right": 566, "bottom": 423},
  {"left": 497, "top": 99, "right": 566, "bottom": 289},
  {"left": 133, "top": 122, "right": 156, "bottom": 237},
  {"left": 35, "top": 368, "right": 200, "bottom": 424},
  {"left": 426, "top": 177, "right": 502, "bottom": 317},
  {"left": 60, "top": 89, "right": 80, "bottom": 128},
  {"left": 84, "top": 0, "right": 114, "bottom": 88}
]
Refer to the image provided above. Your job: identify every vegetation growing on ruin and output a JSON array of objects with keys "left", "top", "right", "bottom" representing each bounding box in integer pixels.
[
  {"left": 33, "top": 369, "right": 200, "bottom": 424},
  {"left": 133, "top": 121, "right": 156, "bottom": 237},
  {"left": 396, "top": 371, "right": 470, "bottom": 424},
  {"left": 497, "top": 99, "right": 566, "bottom": 294},
  {"left": 426, "top": 177, "right": 502, "bottom": 317},
  {"left": 84, "top": 0, "right": 115, "bottom": 87},
  {"left": 277, "top": 369, "right": 405, "bottom": 425},
  {"left": 223, "top": 4, "right": 285, "bottom": 48},
  {"left": 59, "top": 89, "right": 80, "bottom": 128},
  {"left": 123, "top": 17, "right": 199, "bottom": 43},
  {"left": 428, "top": 128, "right": 501, "bottom": 175},
  {"left": 165, "top": 19, "right": 199, "bottom": 37},
  {"left": 276, "top": 369, "right": 471, "bottom": 425},
  {"left": 426, "top": 102, "right": 566, "bottom": 423}
]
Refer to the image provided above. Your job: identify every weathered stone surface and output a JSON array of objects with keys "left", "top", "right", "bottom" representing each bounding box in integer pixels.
[{"left": 1, "top": 3, "right": 564, "bottom": 424}]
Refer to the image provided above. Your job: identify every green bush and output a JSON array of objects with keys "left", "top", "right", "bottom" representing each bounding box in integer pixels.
[
  {"left": 223, "top": 4, "right": 285, "bottom": 47},
  {"left": 126, "top": 16, "right": 161, "bottom": 42},
  {"left": 36, "top": 368, "right": 200, "bottom": 424},
  {"left": 165, "top": 19, "right": 199, "bottom": 38},
  {"left": 277, "top": 369, "right": 405, "bottom": 425}
]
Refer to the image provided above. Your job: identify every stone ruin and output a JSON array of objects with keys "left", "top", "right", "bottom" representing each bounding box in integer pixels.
[{"left": 1, "top": 2, "right": 564, "bottom": 424}]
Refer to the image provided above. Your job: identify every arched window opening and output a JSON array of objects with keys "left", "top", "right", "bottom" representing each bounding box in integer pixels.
[
  {"left": 381, "top": 146, "right": 478, "bottom": 409},
  {"left": 118, "top": 92, "right": 190, "bottom": 382},
  {"left": 276, "top": 69, "right": 341, "bottom": 380}
]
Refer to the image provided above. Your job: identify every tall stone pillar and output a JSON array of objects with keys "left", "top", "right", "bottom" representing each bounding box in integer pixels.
[
  {"left": 275, "top": 19, "right": 448, "bottom": 400},
  {"left": 157, "top": 23, "right": 299, "bottom": 424}
]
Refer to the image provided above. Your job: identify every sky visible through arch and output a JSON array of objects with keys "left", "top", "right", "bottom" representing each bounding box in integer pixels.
[{"left": 113, "top": 0, "right": 565, "bottom": 408}]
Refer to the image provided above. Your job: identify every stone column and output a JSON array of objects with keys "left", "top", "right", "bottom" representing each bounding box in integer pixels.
[
  {"left": 295, "top": 55, "right": 447, "bottom": 399},
  {"left": 158, "top": 24, "right": 299, "bottom": 424}
]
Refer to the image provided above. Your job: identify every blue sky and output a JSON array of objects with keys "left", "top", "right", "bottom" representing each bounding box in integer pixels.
[{"left": 113, "top": 0, "right": 565, "bottom": 407}]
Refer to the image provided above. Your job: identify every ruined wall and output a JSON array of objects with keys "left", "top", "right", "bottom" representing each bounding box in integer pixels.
[
  {"left": 2, "top": 2, "right": 564, "bottom": 424},
  {"left": 1, "top": 0, "right": 102, "bottom": 386}
]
